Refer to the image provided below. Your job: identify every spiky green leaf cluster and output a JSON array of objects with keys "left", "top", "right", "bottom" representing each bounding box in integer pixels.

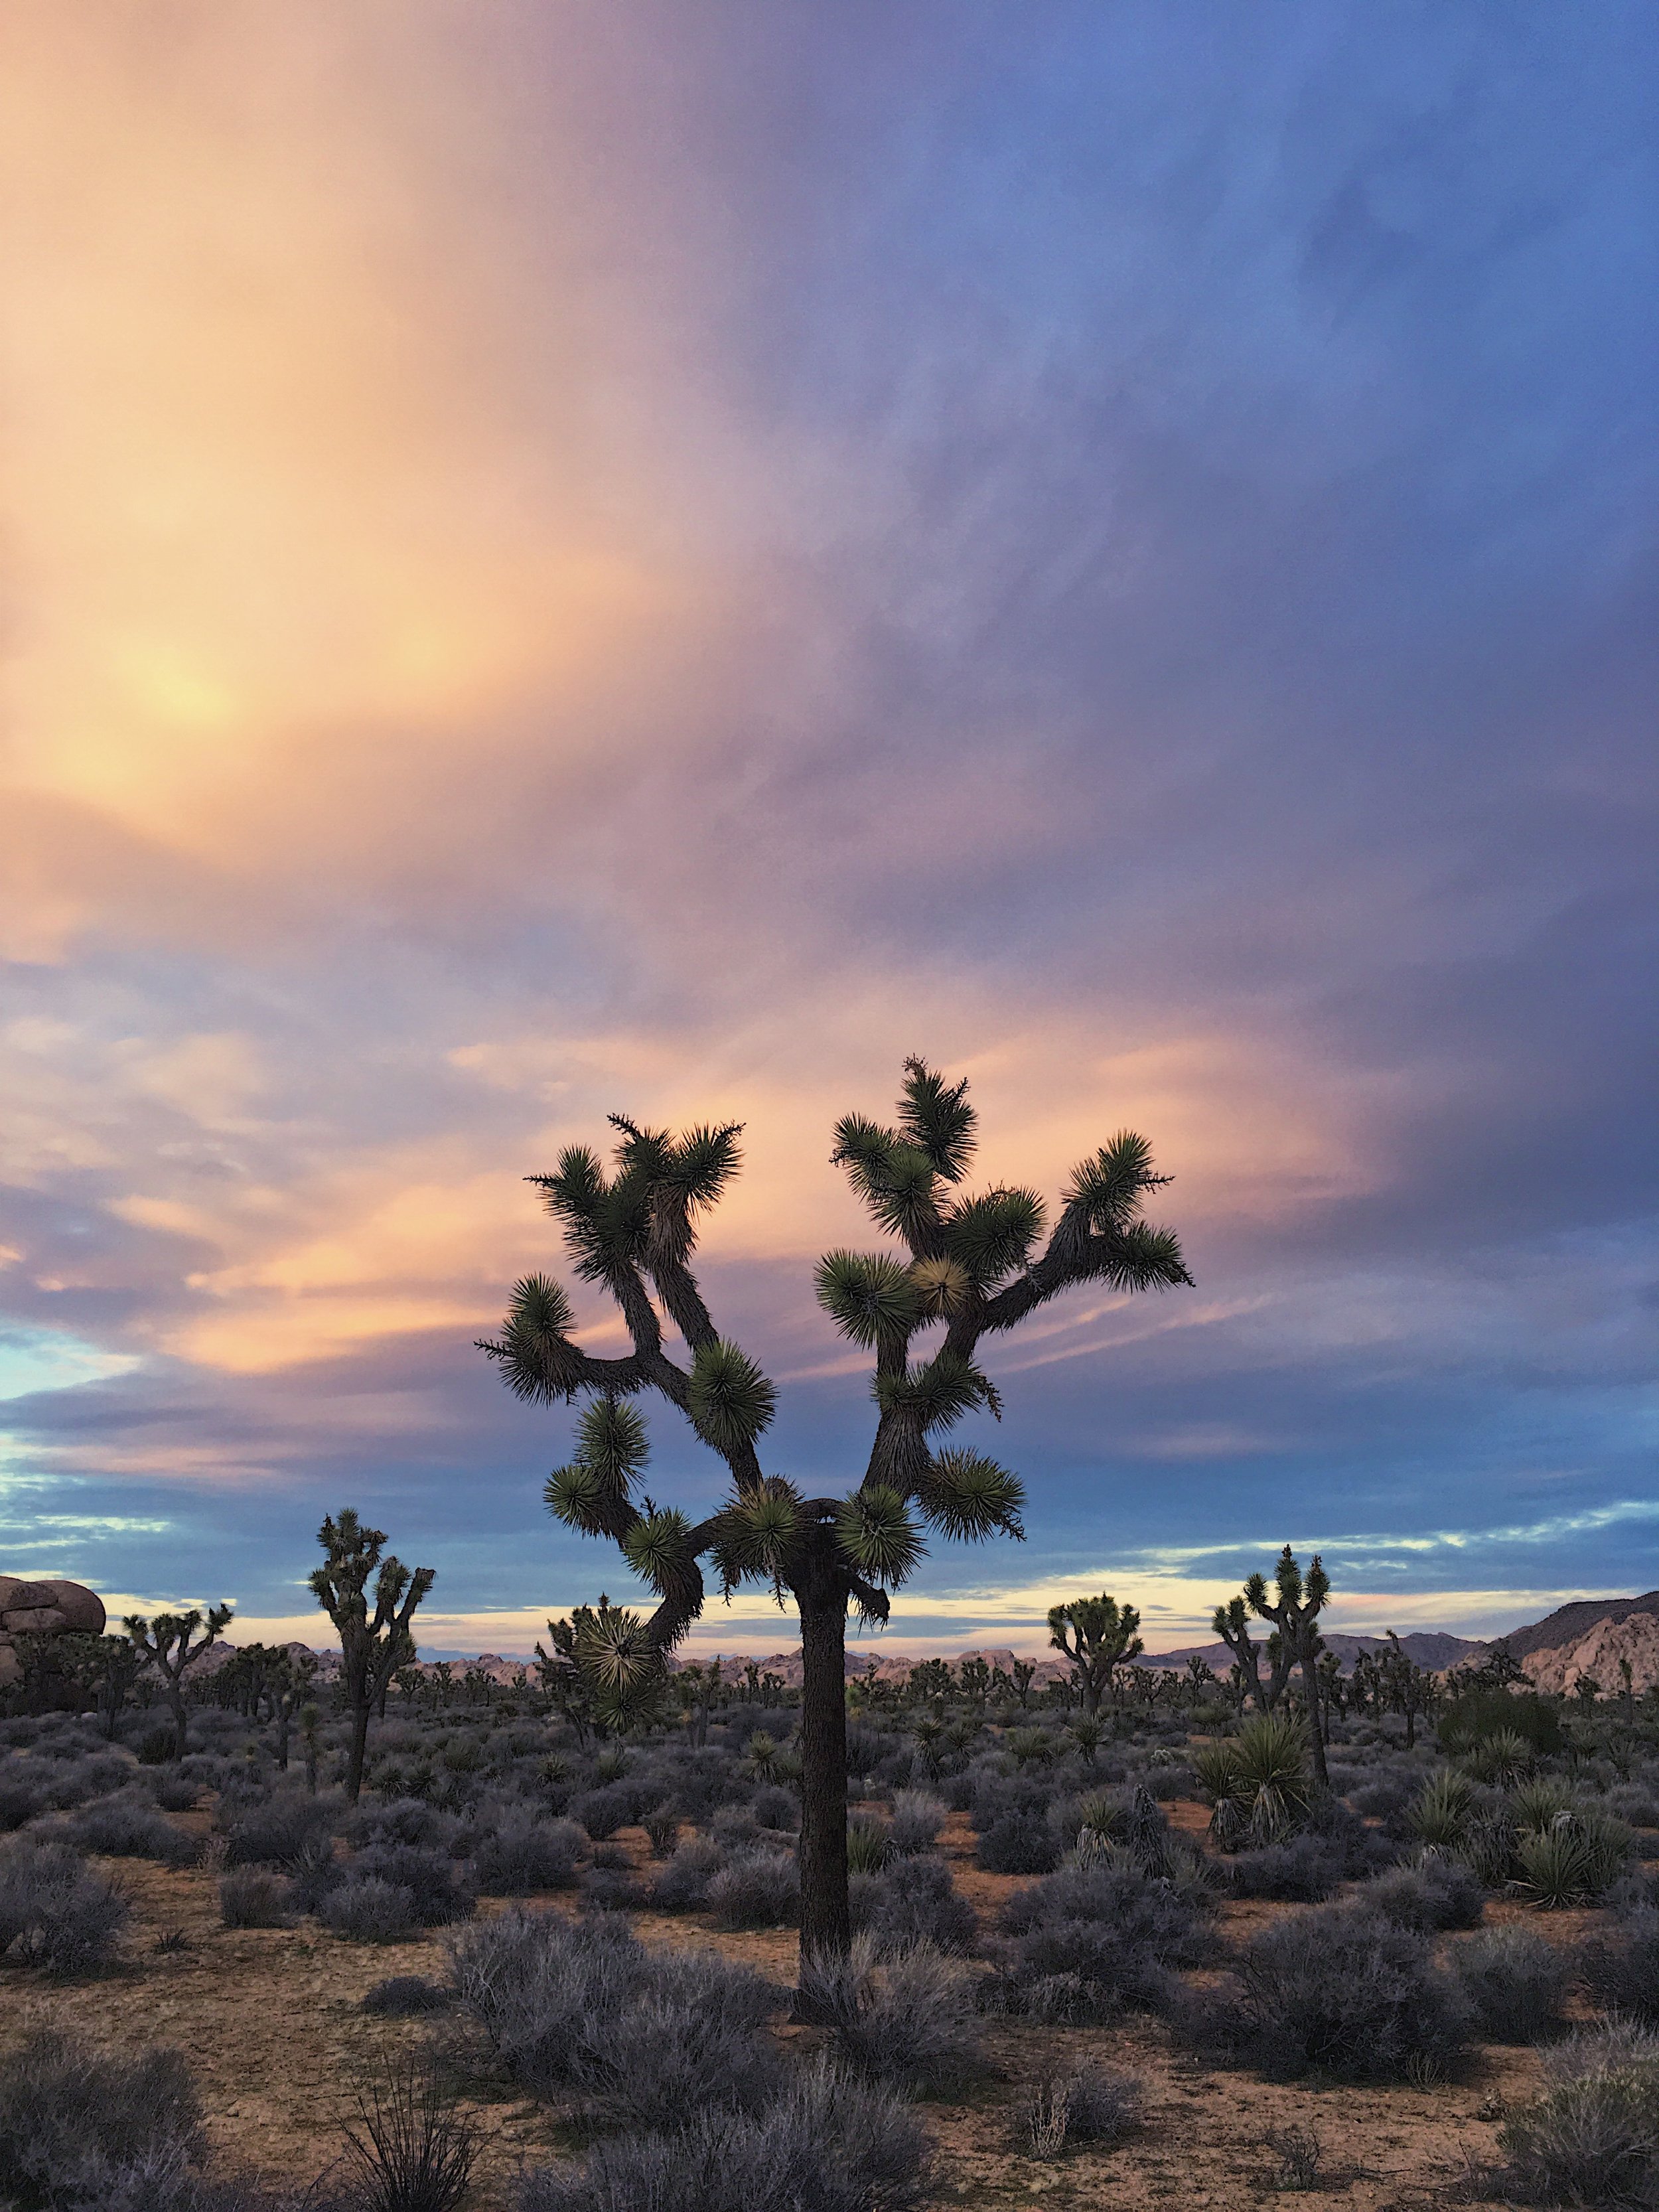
[
  {"left": 897, "top": 1057, "right": 977, "bottom": 1181},
  {"left": 873, "top": 1351, "right": 1001, "bottom": 1430},
  {"left": 622, "top": 1508, "right": 695, "bottom": 1593},
  {"left": 814, "top": 1251, "right": 919, "bottom": 1347},
  {"left": 687, "top": 1339, "right": 777, "bottom": 1454},
  {"left": 835, "top": 1485, "right": 924, "bottom": 1586},
  {"left": 709, "top": 1479, "right": 802, "bottom": 1594},
  {"left": 532, "top": 1122, "right": 743, "bottom": 1285},
  {"left": 940, "top": 1187, "right": 1044, "bottom": 1288},
  {"left": 543, "top": 1398, "right": 649, "bottom": 1537},
  {"left": 570, "top": 1599, "right": 668, "bottom": 1730},
  {"left": 913, "top": 1448, "right": 1025, "bottom": 1540},
  {"left": 479, "top": 1274, "right": 584, "bottom": 1402}
]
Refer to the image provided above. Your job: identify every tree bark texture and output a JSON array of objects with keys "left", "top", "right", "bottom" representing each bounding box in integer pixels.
[
  {"left": 795, "top": 1556, "right": 850, "bottom": 1968},
  {"left": 1301, "top": 1657, "right": 1329, "bottom": 1785}
]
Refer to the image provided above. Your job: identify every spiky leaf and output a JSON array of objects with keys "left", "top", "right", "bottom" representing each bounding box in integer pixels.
[
  {"left": 814, "top": 1250, "right": 920, "bottom": 1347},
  {"left": 944, "top": 1188, "right": 1045, "bottom": 1285},
  {"left": 688, "top": 1339, "right": 777, "bottom": 1454},
  {"left": 874, "top": 1350, "right": 1001, "bottom": 1430},
  {"left": 909, "top": 1256, "right": 972, "bottom": 1318},
  {"left": 545, "top": 1461, "right": 613, "bottom": 1534},
  {"left": 835, "top": 1486, "right": 925, "bottom": 1586},
  {"left": 574, "top": 1397, "right": 650, "bottom": 1488},
  {"left": 914, "top": 1448, "right": 1026, "bottom": 1541},
  {"left": 897, "top": 1057, "right": 977, "bottom": 1183},
  {"left": 622, "top": 1508, "right": 695, "bottom": 1592}
]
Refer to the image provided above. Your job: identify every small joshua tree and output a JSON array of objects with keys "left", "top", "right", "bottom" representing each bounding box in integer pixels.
[
  {"left": 1047, "top": 1593, "right": 1145, "bottom": 1719},
  {"left": 1236, "top": 1547, "right": 1331, "bottom": 1785},
  {"left": 309, "top": 1510, "right": 435, "bottom": 1802},
  {"left": 481, "top": 1056, "right": 1190, "bottom": 1967},
  {"left": 123, "top": 1603, "right": 234, "bottom": 1761}
]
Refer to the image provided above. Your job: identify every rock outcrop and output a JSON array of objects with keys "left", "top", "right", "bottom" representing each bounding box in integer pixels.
[
  {"left": 0, "top": 1576, "right": 107, "bottom": 1690},
  {"left": 1519, "top": 1611, "right": 1659, "bottom": 1697}
]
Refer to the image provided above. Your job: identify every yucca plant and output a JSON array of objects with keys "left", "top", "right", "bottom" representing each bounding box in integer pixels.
[
  {"left": 1196, "top": 1711, "right": 1311, "bottom": 1845},
  {"left": 1514, "top": 1813, "right": 1633, "bottom": 1908},
  {"left": 480, "top": 1058, "right": 1190, "bottom": 1970},
  {"left": 1408, "top": 1770, "right": 1477, "bottom": 1849},
  {"left": 1467, "top": 1728, "right": 1534, "bottom": 1787},
  {"left": 846, "top": 1814, "right": 895, "bottom": 1875},
  {"left": 1006, "top": 1728, "right": 1056, "bottom": 1770},
  {"left": 1510, "top": 1777, "right": 1577, "bottom": 1835}
]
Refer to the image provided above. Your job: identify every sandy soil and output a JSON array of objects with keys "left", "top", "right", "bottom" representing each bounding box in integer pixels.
[{"left": 0, "top": 1801, "right": 1607, "bottom": 2209}]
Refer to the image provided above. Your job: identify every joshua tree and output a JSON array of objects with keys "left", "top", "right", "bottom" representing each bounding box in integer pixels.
[
  {"left": 1212, "top": 1593, "right": 1294, "bottom": 1716},
  {"left": 308, "top": 1509, "right": 435, "bottom": 1802},
  {"left": 123, "top": 1603, "right": 234, "bottom": 1761},
  {"left": 1047, "top": 1593, "right": 1145, "bottom": 1718},
  {"left": 480, "top": 1056, "right": 1190, "bottom": 1967},
  {"left": 1241, "top": 1547, "right": 1331, "bottom": 1785},
  {"left": 1376, "top": 1629, "right": 1437, "bottom": 1749}
]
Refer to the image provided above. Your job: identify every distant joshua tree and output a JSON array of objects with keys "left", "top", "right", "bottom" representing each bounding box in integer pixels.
[
  {"left": 1214, "top": 1547, "right": 1331, "bottom": 1783},
  {"left": 123, "top": 1603, "right": 234, "bottom": 1761},
  {"left": 480, "top": 1056, "right": 1190, "bottom": 1968},
  {"left": 308, "top": 1510, "right": 434, "bottom": 1802},
  {"left": 1047, "top": 1593, "right": 1145, "bottom": 1718}
]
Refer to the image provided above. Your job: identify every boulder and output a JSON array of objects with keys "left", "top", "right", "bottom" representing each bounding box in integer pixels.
[{"left": 0, "top": 1577, "right": 108, "bottom": 1697}]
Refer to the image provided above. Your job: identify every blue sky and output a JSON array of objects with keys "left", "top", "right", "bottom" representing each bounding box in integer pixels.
[{"left": 1, "top": 3, "right": 1654, "bottom": 1655}]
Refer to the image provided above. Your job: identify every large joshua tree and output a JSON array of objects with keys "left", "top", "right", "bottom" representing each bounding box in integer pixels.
[{"left": 480, "top": 1057, "right": 1191, "bottom": 1966}]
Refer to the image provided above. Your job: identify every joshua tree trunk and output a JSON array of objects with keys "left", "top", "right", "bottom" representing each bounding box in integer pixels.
[
  {"left": 795, "top": 1550, "right": 850, "bottom": 1969},
  {"left": 346, "top": 1695, "right": 372, "bottom": 1803},
  {"left": 1301, "top": 1655, "right": 1329, "bottom": 1786}
]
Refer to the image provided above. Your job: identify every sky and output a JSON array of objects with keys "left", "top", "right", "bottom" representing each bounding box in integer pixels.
[{"left": 1, "top": 3, "right": 1656, "bottom": 1662}]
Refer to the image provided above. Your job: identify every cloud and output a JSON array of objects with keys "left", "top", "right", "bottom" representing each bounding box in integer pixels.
[{"left": 0, "top": 2, "right": 1653, "bottom": 1641}]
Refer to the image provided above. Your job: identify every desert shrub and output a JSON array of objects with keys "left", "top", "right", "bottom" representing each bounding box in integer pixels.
[
  {"left": 1610, "top": 1785, "right": 1659, "bottom": 1832},
  {"left": 1510, "top": 1776, "right": 1578, "bottom": 1834},
  {"left": 473, "top": 1816, "right": 585, "bottom": 1896},
  {"left": 1439, "top": 1690, "right": 1564, "bottom": 1759},
  {"left": 1582, "top": 1909, "right": 1659, "bottom": 2024},
  {"left": 360, "top": 1973, "right": 454, "bottom": 2016},
  {"left": 1222, "top": 1835, "right": 1342, "bottom": 1903},
  {"left": 150, "top": 1775, "right": 200, "bottom": 1814},
  {"left": 579, "top": 1865, "right": 646, "bottom": 1912},
  {"left": 220, "top": 1791, "right": 336, "bottom": 1870},
  {"left": 994, "top": 1860, "right": 1209, "bottom": 2020},
  {"left": 1021, "top": 2065, "right": 1140, "bottom": 2157},
  {"left": 643, "top": 1803, "right": 682, "bottom": 1856},
  {"left": 975, "top": 1812, "right": 1059, "bottom": 1876},
  {"left": 708, "top": 1846, "right": 800, "bottom": 1929},
  {"left": 1177, "top": 1903, "right": 1471, "bottom": 2082},
  {"left": 0, "top": 1777, "right": 47, "bottom": 1832},
  {"left": 650, "top": 1836, "right": 728, "bottom": 1913},
  {"left": 799, "top": 1939, "right": 981, "bottom": 2097},
  {"left": 1451, "top": 1927, "right": 1570, "bottom": 2043},
  {"left": 451, "top": 1908, "right": 780, "bottom": 2127},
  {"left": 0, "top": 1838, "right": 128, "bottom": 1976},
  {"left": 336, "top": 2059, "right": 476, "bottom": 2212},
  {"left": 285, "top": 1834, "right": 344, "bottom": 1915},
  {"left": 851, "top": 1854, "right": 977, "bottom": 1956},
  {"left": 0, "top": 2031, "right": 202, "bottom": 2211},
  {"left": 749, "top": 1785, "right": 798, "bottom": 1833},
  {"left": 31, "top": 1754, "right": 133, "bottom": 1810},
  {"left": 321, "top": 1876, "right": 419, "bottom": 1944},
  {"left": 1360, "top": 1855, "right": 1485, "bottom": 1932},
  {"left": 351, "top": 1844, "right": 474, "bottom": 1925},
  {"left": 514, "top": 2059, "right": 926, "bottom": 2212},
  {"left": 218, "top": 1871, "right": 295, "bottom": 1929},
  {"left": 1498, "top": 2036, "right": 1659, "bottom": 2209},
  {"left": 889, "top": 1793, "right": 946, "bottom": 1856},
  {"left": 569, "top": 1782, "right": 638, "bottom": 1841},
  {"left": 68, "top": 1796, "right": 197, "bottom": 1868},
  {"left": 351, "top": 1797, "right": 455, "bottom": 1850}
]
